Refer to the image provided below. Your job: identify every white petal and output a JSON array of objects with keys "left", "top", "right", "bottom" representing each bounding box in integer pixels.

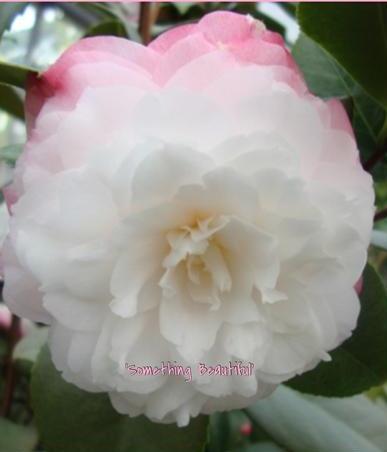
[{"left": 43, "top": 291, "right": 105, "bottom": 332}]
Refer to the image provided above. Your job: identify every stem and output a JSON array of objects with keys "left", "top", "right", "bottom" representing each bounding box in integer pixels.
[
  {"left": 139, "top": 2, "right": 153, "bottom": 45},
  {"left": 364, "top": 115, "right": 387, "bottom": 171},
  {"left": 377, "top": 115, "right": 387, "bottom": 146},
  {"left": 374, "top": 208, "right": 387, "bottom": 222},
  {"left": 1, "top": 315, "right": 21, "bottom": 417},
  {"left": 364, "top": 144, "right": 387, "bottom": 171}
]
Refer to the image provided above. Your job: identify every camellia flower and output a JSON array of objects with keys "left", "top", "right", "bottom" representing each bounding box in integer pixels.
[{"left": 2, "top": 12, "right": 374, "bottom": 426}]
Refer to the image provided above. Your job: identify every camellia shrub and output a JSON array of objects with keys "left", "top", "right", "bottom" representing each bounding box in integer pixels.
[{"left": 0, "top": 2, "right": 387, "bottom": 452}]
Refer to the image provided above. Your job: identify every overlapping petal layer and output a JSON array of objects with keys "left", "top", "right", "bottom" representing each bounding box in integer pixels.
[{"left": 3, "top": 12, "right": 374, "bottom": 426}]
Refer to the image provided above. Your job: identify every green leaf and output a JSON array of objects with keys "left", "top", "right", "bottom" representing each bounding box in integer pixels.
[
  {"left": 0, "top": 2, "right": 28, "bottom": 39},
  {"left": 298, "top": 3, "right": 387, "bottom": 108},
  {"left": 0, "top": 418, "right": 38, "bottom": 452},
  {"left": 173, "top": 2, "right": 196, "bottom": 16},
  {"left": 292, "top": 33, "right": 350, "bottom": 99},
  {"left": 287, "top": 264, "right": 387, "bottom": 396},
  {"left": 303, "top": 392, "right": 387, "bottom": 450},
  {"left": 80, "top": 3, "right": 138, "bottom": 42},
  {"left": 375, "top": 180, "right": 387, "bottom": 210},
  {"left": 85, "top": 20, "right": 129, "bottom": 38},
  {"left": 234, "top": 443, "right": 285, "bottom": 452},
  {"left": 0, "top": 60, "right": 38, "bottom": 89},
  {"left": 207, "top": 413, "right": 230, "bottom": 452},
  {"left": 13, "top": 326, "right": 48, "bottom": 368},
  {"left": 32, "top": 345, "right": 209, "bottom": 452},
  {"left": 352, "top": 92, "right": 386, "bottom": 168},
  {"left": 292, "top": 34, "right": 386, "bottom": 172},
  {"left": 278, "top": 3, "right": 296, "bottom": 18},
  {"left": 371, "top": 230, "right": 387, "bottom": 250},
  {"left": 246, "top": 386, "right": 387, "bottom": 452},
  {"left": 207, "top": 410, "right": 272, "bottom": 452},
  {"left": 0, "top": 143, "right": 23, "bottom": 165},
  {"left": 80, "top": 3, "right": 118, "bottom": 20},
  {"left": 0, "top": 82, "right": 24, "bottom": 120}
]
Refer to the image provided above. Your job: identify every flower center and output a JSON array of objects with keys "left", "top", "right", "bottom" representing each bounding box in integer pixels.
[{"left": 159, "top": 216, "right": 231, "bottom": 310}]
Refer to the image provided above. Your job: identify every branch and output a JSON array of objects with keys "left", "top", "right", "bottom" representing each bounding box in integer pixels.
[
  {"left": 139, "top": 2, "right": 153, "bottom": 45},
  {"left": 364, "top": 144, "right": 387, "bottom": 171},
  {"left": 374, "top": 208, "right": 387, "bottom": 222},
  {"left": 1, "top": 314, "right": 21, "bottom": 417}
]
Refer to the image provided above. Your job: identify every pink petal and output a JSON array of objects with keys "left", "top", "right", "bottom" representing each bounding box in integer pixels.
[
  {"left": 326, "top": 98, "right": 354, "bottom": 138},
  {"left": 166, "top": 50, "right": 237, "bottom": 91},
  {"left": 261, "top": 30, "right": 284, "bottom": 46},
  {"left": 354, "top": 277, "right": 363, "bottom": 295},
  {"left": 26, "top": 37, "right": 158, "bottom": 134},
  {"left": 231, "top": 37, "right": 289, "bottom": 67},
  {"left": 3, "top": 185, "right": 19, "bottom": 211},
  {"left": 149, "top": 24, "right": 197, "bottom": 54},
  {"left": 199, "top": 11, "right": 255, "bottom": 44},
  {"left": 154, "top": 33, "right": 214, "bottom": 85}
]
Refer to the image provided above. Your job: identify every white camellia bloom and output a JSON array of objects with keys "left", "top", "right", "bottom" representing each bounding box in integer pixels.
[{"left": 3, "top": 12, "right": 374, "bottom": 426}]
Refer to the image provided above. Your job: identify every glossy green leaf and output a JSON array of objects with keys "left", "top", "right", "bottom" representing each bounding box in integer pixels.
[
  {"left": 85, "top": 20, "right": 129, "bottom": 38},
  {"left": 246, "top": 386, "right": 387, "bottom": 452},
  {"left": 0, "top": 2, "right": 27, "bottom": 39},
  {"left": 32, "top": 345, "right": 209, "bottom": 452},
  {"left": 352, "top": 93, "right": 386, "bottom": 172},
  {"left": 375, "top": 180, "right": 387, "bottom": 211},
  {"left": 13, "top": 326, "right": 48, "bottom": 366},
  {"left": 287, "top": 264, "right": 387, "bottom": 396},
  {"left": 292, "top": 33, "right": 351, "bottom": 99},
  {"left": 233, "top": 443, "right": 285, "bottom": 452},
  {"left": 80, "top": 3, "right": 118, "bottom": 20},
  {"left": 292, "top": 34, "right": 386, "bottom": 172},
  {"left": 80, "top": 3, "right": 138, "bottom": 41},
  {"left": 0, "top": 418, "right": 38, "bottom": 452},
  {"left": 173, "top": 2, "right": 196, "bottom": 16},
  {"left": 304, "top": 392, "right": 387, "bottom": 450},
  {"left": 371, "top": 230, "right": 387, "bottom": 251},
  {"left": 207, "top": 413, "right": 230, "bottom": 452},
  {"left": 298, "top": 3, "right": 387, "bottom": 108},
  {"left": 278, "top": 3, "right": 296, "bottom": 18},
  {"left": 0, "top": 60, "right": 38, "bottom": 89},
  {"left": 235, "top": 443, "right": 285, "bottom": 452},
  {"left": 0, "top": 82, "right": 24, "bottom": 120}
]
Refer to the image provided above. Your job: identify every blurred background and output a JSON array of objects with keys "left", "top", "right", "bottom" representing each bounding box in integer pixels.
[{"left": 1, "top": 3, "right": 387, "bottom": 451}]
